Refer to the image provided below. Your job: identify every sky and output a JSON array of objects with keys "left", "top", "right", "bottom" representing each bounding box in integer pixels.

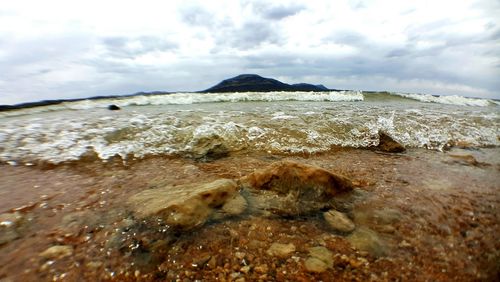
[{"left": 0, "top": 0, "right": 499, "bottom": 105}]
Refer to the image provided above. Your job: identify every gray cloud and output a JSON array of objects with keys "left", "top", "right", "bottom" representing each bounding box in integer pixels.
[
  {"left": 252, "top": 3, "right": 305, "bottom": 20},
  {"left": 100, "top": 36, "right": 178, "bottom": 59},
  {"left": 179, "top": 4, "right": 215, "bottom": 26},
  {"left": 1, "top": 1, "right": 499, "bottom": 105}
]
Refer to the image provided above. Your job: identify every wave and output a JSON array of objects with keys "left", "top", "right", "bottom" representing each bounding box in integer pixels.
[
  {"left": 388, "top": 92, "right": 495, "bottom": 107},
  {"left": 1, "top": 101, "right": 498, "bottom": 165},
  {"left": 0, "top": 91, "right": 364, "bottom": 118}
]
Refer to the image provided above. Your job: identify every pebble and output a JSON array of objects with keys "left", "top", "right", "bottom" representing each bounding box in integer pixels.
[
  {"left": 266, "top": 243, "right": 296, "bottom": 258},
  {"left": 39, "top": 245, "right": 73, "bottom": 259},
  {"left": 240, "top": 265, "right": 251, "bottom": 274},
  {"left": 323, "top": 209, "right": 355, "bottom": 233},
  {"left": 254, "top": 264, "right": 268, "bottom": 274}
]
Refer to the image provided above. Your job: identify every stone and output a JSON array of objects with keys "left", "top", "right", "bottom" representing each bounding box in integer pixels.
[
  {"left": 107, "top": 104, "right": 121, "bottom": 110},
  {"left": 240, "top": 161, "right": 353, "bottom": 216},
  {"left": 0, "top": 212, "right": 23, "bottom": 245},
  {"left": 214, "top": 193, "right": 248, "bottom": 219},
  {"left": 373, "top": 208, "right": 402, "bottom": 225},
  {"left": 347, "top": 227, "right": 387, "bottom": 257},
  {"left": 377, "top": 131, "right": 405, "bottom": 153},
  {"left": 266, "top": 243, "right": 296, "bottom": 258},
  {"left": 308, "top": 246, "right": 333, "bottom": 268},
  {"left": 188, "top": 136, "right": 229, "bottom": 160},
  {"left": 304, "top": 257, "right": 328, "bottom": 273},
  {"left": 39, "top": 245, "right": 73, "bottom": 259},
  {"left": 323, "top": 209, "right": 355, "bottom": 233},
  {"left": 127, "top": 179, "right": 238, "bottom": 229}
]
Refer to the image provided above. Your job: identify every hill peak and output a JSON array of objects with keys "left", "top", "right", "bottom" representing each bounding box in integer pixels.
[{"left": 203, "top": 74, "right": 330, "bottom": 93}]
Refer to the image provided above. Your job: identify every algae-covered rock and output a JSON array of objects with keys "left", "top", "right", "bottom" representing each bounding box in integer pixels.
[
  {"left": 240, "top": 161, "right": 353, "bottom": 216},
  {"left": 127, "top": 179, "right": 238, "bottom": 229}
]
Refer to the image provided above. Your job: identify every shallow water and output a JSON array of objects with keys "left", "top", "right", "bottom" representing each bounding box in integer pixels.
[
  {"left": 0, "top": 95, "right": 499, "bottom": 281},
  {"left": 0, "top": 147, "right": 499, "bottom": 281}
]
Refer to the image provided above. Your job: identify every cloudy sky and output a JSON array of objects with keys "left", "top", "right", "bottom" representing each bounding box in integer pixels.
[{"left": 1, "top": 0, "right": 499, "bottom": 104}]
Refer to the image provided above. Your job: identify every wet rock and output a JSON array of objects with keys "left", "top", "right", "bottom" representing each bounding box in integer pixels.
[
  {"left": 127, "top": 179, "right": 238, "bottom": 229},
  {"left": 213, "top": 194, "right": 248, "bottom": 220},
  {"left": 188, "top": 136, "right": 230, "bottom": 160},
  {"left": 266, "top": 243, "right": 296, "bottom": 258},
  {"left": 377, "top": 131, "right": 405, "bottom": 153},
  {"left": 0, "top": 212, "right": 23, "bottom": 245},
  {"left": 373, "top": 208, "right": 402, "bottom": 225},
  {"left": 254, "top": 264, "right": 269, "bottom": 274},
  {"left": 347, "top": 227, "right": 387, "bottom": 257},
  {"left": 304, "top": 257, "right": 329, "bottom": 273},
  {"left": 447, "top": 153, "right": 488, "bottom": 167},
  {"left": 108, "top": 104, "right": 121, "bottom": 110},
  {"left": 308, "top": 246, "right": 333, "bottom": 268},
  {"left": 323, "top": 209, "right": 355, "bottom": 233},
  {"left": 39, "top": 245, "right": 73, "bottom": 259},
  {"left": 240, "top": 161, "right": 353, "bottom": 216}
]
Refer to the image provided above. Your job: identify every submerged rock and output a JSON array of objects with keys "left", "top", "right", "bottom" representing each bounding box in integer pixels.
[
  {"left": 304, "top": 246, "right": 333, "bottom": 273},
  {"left": 39, "top": 245, "right": 73, "bottom": 259},
  {"left": 127, "top": 179, "right": 239, "bottom": 229},
  {"left": 323, "top": 209, "right": 355, "bottom": 233},
  {"left": 266, "top": 243, "right": 296, "bottom": 258},
  {"left": 0, "top": 212, "right": 23, "bottom": 245},
  {"left": 377, "top": 131, "right": 405, "bottom": 153},
  {"left": 347, "top": 227, "right": 387, "bottom": 257},
  {"left": 240, "top": 161, "right": 353, "bottom": 216}
]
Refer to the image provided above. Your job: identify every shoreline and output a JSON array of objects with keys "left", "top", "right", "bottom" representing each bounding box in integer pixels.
[{"left": 0, "top": 147, "right": 499, "bottom": 281}]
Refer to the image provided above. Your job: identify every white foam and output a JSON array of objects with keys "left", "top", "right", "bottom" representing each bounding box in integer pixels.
[{"left": 392, "top": 92, "right": 494, "bottom": 107}]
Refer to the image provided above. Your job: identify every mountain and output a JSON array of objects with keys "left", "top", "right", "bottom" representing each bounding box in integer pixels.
[
  {"left": 0, "top": 74, "right": 333, "bottom": 111},
  {"left": 203, "top": 74, "right": 330, "bottom": 92}
]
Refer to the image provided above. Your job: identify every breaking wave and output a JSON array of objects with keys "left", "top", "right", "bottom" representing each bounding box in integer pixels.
[
  {"left": 387, "top": 92, "right": 496, "bottom": 107},
  {"left": 0, "top": 100, "right": 498, "bottom": 165},
  {"left": 0, "top": 91, "right": 363, "bottom": 118}
]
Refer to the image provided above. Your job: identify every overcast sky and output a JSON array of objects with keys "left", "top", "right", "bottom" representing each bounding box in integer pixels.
[{"left": 1, "top": 0, "right": 499, "bottom": 104}]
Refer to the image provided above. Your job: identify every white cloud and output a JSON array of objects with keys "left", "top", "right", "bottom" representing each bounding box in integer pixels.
[{"left": 0, "top": 0, "right": 499, "bottom": 104}]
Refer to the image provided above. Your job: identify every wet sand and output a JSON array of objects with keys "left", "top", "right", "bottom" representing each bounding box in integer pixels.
[{"left": 0, "top": 148, "right": 499, "bottom": 281}]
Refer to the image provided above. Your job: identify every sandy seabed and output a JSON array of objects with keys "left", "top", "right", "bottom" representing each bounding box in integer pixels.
[{"left": 0, "top": 147, "right": 499, "bottom": 281}]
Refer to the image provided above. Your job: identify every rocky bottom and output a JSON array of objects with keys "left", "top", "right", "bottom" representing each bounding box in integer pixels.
[{"left": 0, "top": 147, "right": 499, "bottom": 281}]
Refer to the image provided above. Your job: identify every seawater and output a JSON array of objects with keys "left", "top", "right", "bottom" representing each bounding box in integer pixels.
[{"left": 0, "top": 92, "right": 498, "bottom": 164}]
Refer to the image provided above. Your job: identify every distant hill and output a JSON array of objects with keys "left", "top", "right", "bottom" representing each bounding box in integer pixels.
[
  {"left": 0, "top": 74, "right": 334, "bottom": 111},
  {"left": 203, "top": 74, "right": 331, "bottom": 92}
]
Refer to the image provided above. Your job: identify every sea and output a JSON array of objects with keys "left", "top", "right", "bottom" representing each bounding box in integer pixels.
[
  {"left": 0, "top": 91, "right": 498, "bottom": 165},
  {"left": 0, "top": 91, "right": 499, "bottom": 281}
]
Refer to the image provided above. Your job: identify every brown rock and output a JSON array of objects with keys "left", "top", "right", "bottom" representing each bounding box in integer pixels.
[
  {"left": 240, "top": 161, "right": 353, "bottom": 216},
  {"left": 127, "top": 179, "right": 238, "bottom": 229},
  {"left": 377, "top": 131, "right": 405, "bottom": 153}
]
